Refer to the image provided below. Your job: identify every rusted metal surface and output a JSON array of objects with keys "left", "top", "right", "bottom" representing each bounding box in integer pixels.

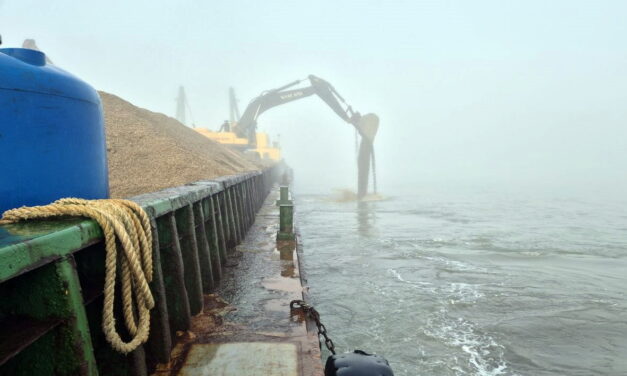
[
  {"left": 289, "top": 300, "right": 336, "bottom": 356},
  {"left": 152, "top": 188, "right": 324, "bottom": 376}
]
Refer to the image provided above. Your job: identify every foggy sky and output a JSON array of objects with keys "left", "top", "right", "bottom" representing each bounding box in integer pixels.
[{"left": 2, "top": 1, "right": 626, "bottom": 198}]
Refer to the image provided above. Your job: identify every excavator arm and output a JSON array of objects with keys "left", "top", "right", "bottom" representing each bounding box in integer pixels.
[
  {"left": 235, "top": 75, "right": 362, "bottom": 144},
  {"left": 231, "top": 74, "right": 379, "bottom": 199}
]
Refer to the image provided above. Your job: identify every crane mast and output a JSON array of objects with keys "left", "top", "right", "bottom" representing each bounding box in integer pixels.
[
  {"left": 175, "top": 86, "right": 187, "bottom": 126},
  {"left": 229, "top": 87, "right": 241, "bottom": 124}
]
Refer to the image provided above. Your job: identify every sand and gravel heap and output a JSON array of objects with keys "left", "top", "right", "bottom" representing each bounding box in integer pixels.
[{"left": 101, "top": 91, "right": 263, "bottom": 198}]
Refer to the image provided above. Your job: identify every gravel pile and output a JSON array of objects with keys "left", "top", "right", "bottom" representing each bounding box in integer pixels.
[{"left": 101, "top": 91, "right": 263, "bottom": 198}]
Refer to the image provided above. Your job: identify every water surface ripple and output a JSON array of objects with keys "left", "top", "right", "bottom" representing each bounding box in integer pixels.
[{"left": 298, "top": 193, "right": 627, "bottom": 376}]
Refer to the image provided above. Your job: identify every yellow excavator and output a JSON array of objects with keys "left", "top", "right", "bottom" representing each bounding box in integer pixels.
[
  {"left": 199, "top": 75, "right": 379, "bottom": 199},
  {"left": 196, "top": 87, "right": 283, "bottom": 161}
]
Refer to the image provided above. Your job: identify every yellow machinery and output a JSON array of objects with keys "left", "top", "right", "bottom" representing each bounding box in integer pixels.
[
  {"left": 253, "top": 132, "right": 281, "bottom": 161},
  {"left": 174, "top": 87, "right": 282, "bottom": 162},
  {"left": 194, "top": 128, "right": 282, "bottom": 161},
  {"left": 191, "top": 88, "right": 282, "bottom": 161},
  {"left": 195, "top": 128, "right": 248, "bottom": 147}
]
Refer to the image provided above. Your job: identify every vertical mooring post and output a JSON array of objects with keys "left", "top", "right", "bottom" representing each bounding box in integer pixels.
[
  {"left": 276, "top": 186, "right": 295, "bottom": 241},
  {"left": 278, "top": 186, "right": 289, "bottom": 203}
]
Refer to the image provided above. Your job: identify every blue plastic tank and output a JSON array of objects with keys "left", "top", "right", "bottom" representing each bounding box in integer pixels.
[{"left": 0, "top": 47, "right": 109, "bottom": 214}]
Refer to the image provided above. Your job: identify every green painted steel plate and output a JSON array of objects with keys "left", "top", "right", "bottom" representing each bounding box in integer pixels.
[{"left": 0, "top": 218, "right": 102, "bottom": 282}]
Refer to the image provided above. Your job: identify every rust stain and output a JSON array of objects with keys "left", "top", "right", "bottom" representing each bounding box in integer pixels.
[{"left": 281, "top": 260, "right": 296, "bottom": 277}]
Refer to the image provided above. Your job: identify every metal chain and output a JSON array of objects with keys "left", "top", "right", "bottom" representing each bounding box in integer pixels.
[{"left": 290, "top": 299, "right": 336, "bottom": 355}]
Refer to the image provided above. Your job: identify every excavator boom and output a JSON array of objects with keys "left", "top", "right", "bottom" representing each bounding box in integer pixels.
[
  {"left": 235, "top": 75, "right": 363, "bottom": 144},
  {"left": 230, "top": 75, "right": 378, "bottom": 198}
]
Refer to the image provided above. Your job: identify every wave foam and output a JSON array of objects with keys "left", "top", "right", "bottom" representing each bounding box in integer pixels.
[{"left": 424, "top": 309, "right": 510, "bottom": 376}]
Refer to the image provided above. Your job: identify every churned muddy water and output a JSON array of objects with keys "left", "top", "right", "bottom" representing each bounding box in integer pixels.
[{"left": 297, "top": 192, "right": 627, "bottom": 376}]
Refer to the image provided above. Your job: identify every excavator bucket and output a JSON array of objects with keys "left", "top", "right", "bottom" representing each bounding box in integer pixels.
[
  {"left": 357, "top": 113, "right": 379, "bottom": 199},
  {"left": 357, "top": 113, "right": 379, "bottom": 143}
]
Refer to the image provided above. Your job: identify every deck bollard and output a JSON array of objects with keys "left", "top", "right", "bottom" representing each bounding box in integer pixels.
[
  {"left": 276, "top": 186, "right": 295, "bottom": 241},
  {"left": 276, "top": 185, "right": 292, "bottom": 206}
]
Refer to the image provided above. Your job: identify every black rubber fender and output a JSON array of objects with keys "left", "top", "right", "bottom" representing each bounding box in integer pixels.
[{"left": 325, "top": 350, "right": 394, "bottom": 376}]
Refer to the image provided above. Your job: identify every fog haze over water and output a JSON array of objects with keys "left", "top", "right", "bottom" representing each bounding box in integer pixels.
[
  {"left": 299, "top": 193, "right": 627, "bottom": 375},
  {"left": 2, "top": 1, "right": 626, "bottom": 197}
]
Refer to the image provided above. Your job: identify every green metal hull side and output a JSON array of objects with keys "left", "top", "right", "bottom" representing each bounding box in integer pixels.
[
  {"left": 54, "top": 257, "right": 98, "bottom": 375},
  {"left": 0, "top": 219, "right": 102, "bottom": 283},
  {"left": 0, "top": 256, "right": 97, "bottom": 375},
  {"left": 0, "top": 167, "right": 285, "bottom": 375}
]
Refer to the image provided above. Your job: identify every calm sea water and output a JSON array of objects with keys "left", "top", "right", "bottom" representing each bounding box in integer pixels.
[{"left": 297, "top": 191, "right": 627, "bottom": 376}]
